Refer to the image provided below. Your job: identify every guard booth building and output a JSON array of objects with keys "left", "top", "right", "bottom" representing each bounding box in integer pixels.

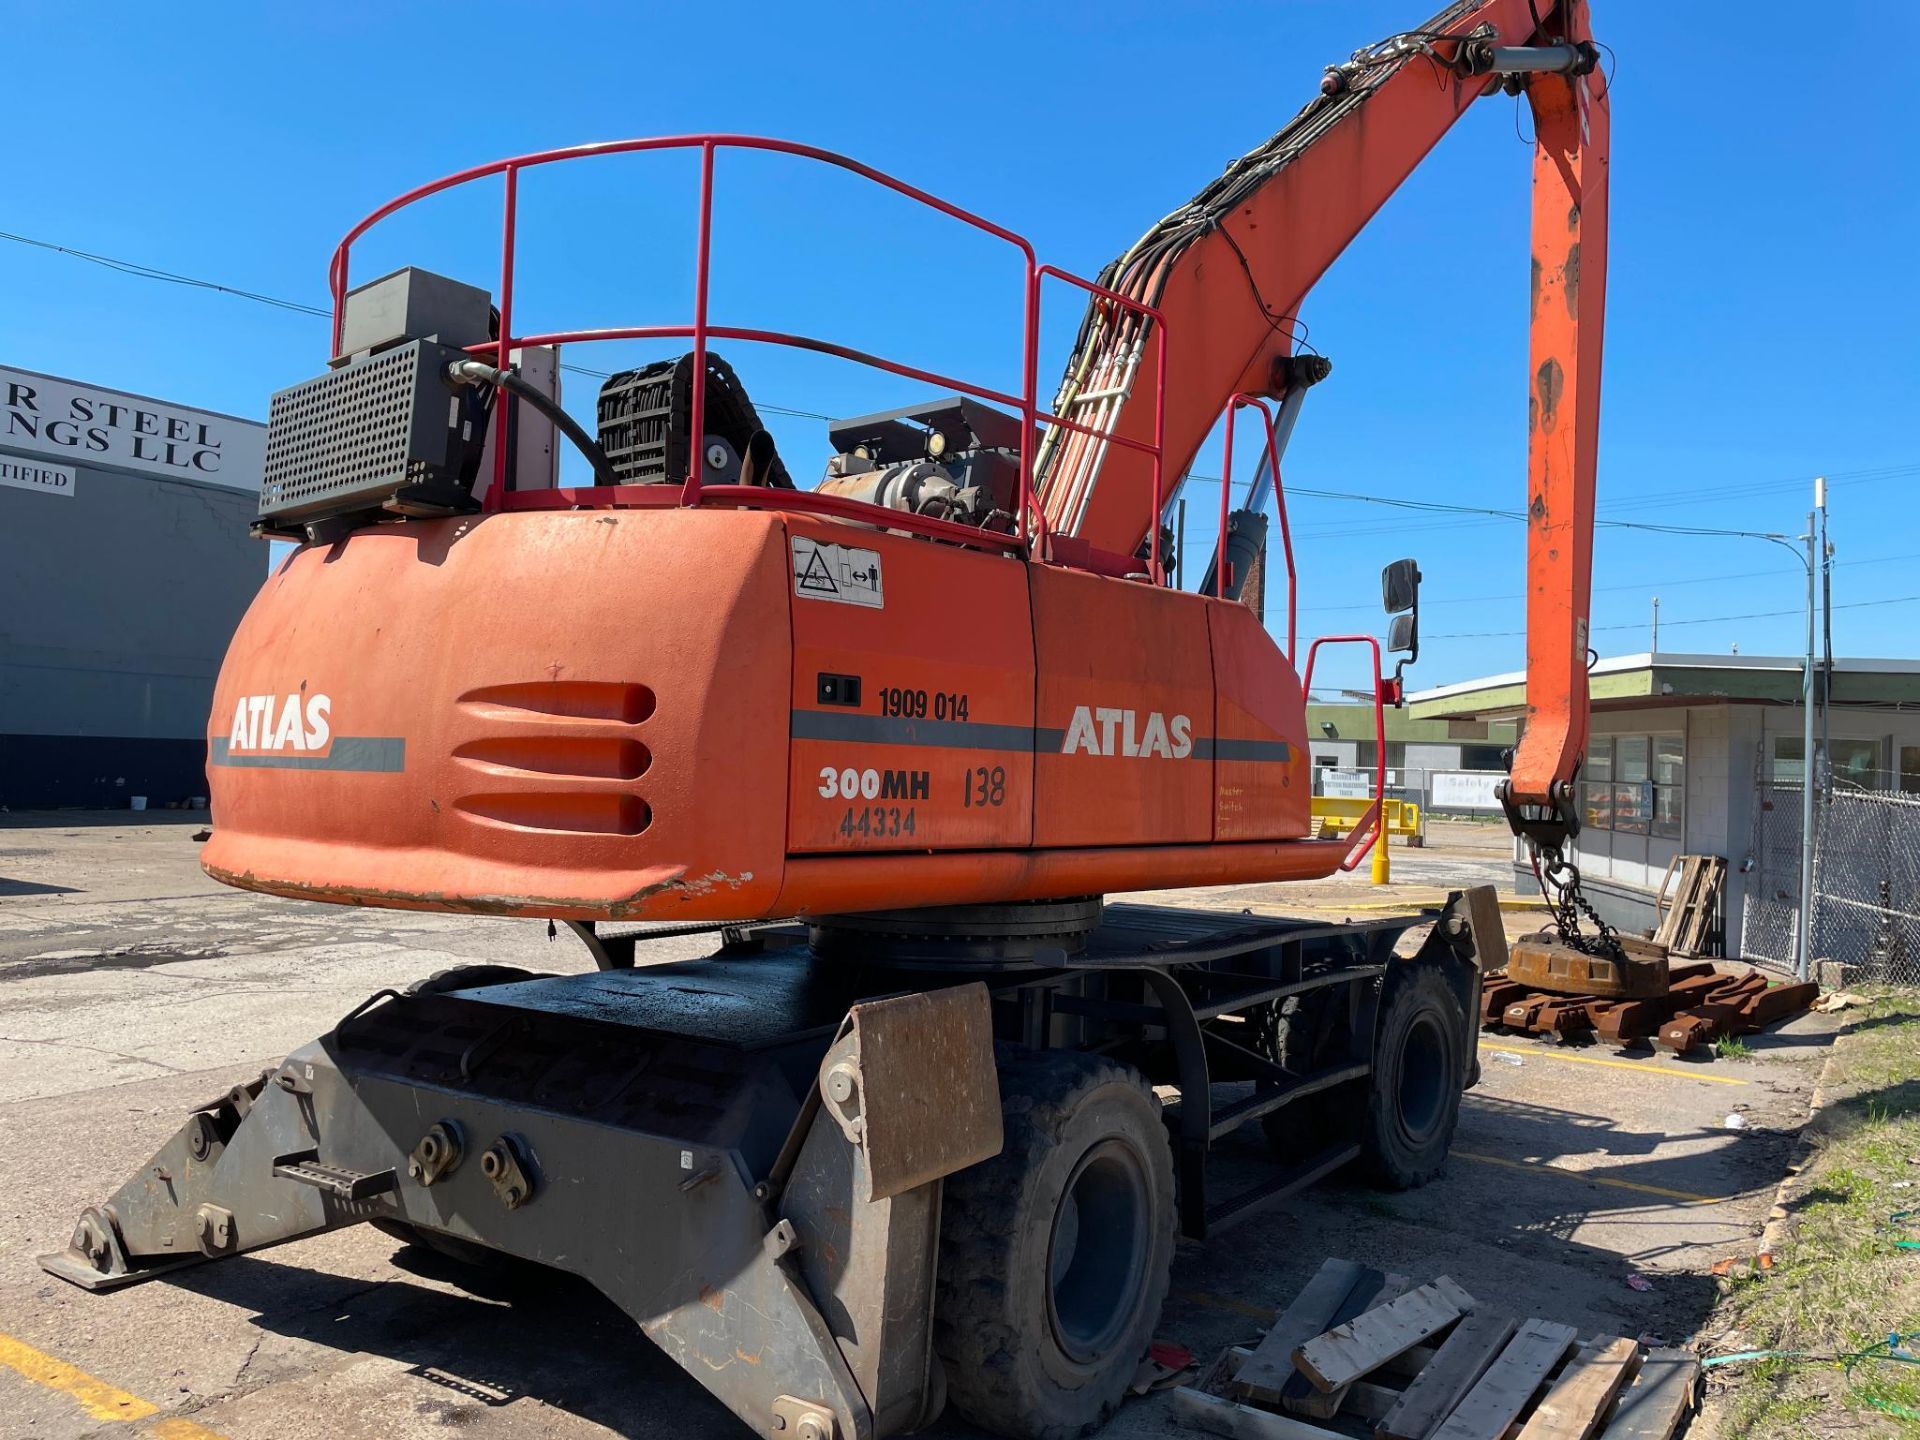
[
  {"left": 1, "top": 364, "right": 265, "bottom": 809},
  {"left": 1410, "top": 651, "right": 1920, "bottom": 974}
]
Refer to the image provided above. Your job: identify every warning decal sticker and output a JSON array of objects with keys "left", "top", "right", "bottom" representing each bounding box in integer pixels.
[{"left": 791, "top": 536, "right": 885, "bottom": 609}]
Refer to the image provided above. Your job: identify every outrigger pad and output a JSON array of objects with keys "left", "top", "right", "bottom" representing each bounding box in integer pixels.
[
  {"left": 819, "top": 984, "right": 1002, "bottom": 1202},
  {"left": 1508, "top": 931, "right": 1671, "bottom": 999}
]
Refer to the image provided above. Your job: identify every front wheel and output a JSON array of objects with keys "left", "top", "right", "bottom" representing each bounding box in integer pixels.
[{"left": 935, "top": 1050, "right": 1175, "bottom": 1440}]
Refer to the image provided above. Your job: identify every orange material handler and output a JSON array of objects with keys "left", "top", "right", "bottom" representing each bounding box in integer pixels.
[{"left": 45, "top": 8, "right": 1615, "bottom": 1440}]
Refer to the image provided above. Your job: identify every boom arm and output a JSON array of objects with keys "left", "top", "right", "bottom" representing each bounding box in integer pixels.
[{"left": 1033, "top": 0, "right": 1608, "bottom": 846}]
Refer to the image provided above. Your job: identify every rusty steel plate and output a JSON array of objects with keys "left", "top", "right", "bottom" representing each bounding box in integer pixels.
[
  {"left": 1507, "top": 931, "right": 1671, "bottom": 999},
  {"left": 835, "top": 983, "right": 1002, "bottom": 1202}
]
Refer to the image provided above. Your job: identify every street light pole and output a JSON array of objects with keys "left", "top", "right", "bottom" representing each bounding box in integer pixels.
[{"left": 1796, "top": 479, "right": 1826, "bottom": 983}]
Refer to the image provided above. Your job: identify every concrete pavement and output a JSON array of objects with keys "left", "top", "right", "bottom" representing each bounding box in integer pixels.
[{"left": 0, "top": 815, "right": 1831, "bottom": 1439}]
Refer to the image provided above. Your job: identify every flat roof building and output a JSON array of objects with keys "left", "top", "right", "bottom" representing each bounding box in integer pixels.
[
  {"left": 1411, "top": 652, "right": 1920, "bottom": 978},
  {"left": 1, "top": 364, "right": 264, "bottom": 809}
]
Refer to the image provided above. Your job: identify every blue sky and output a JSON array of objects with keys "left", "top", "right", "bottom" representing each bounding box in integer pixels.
[{"left": 4, "top": 1, "right": 1914, "bottom": 696}]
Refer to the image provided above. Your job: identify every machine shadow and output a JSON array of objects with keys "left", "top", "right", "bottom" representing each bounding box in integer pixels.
[
  {"left": 165, "top": 1239, "right": 1017, "bottom": 1438},
  {"left": 169, "top": 1244, "right": 739, "bottom": 1437}
]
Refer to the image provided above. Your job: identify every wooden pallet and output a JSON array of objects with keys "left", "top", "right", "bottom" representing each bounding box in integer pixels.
[
  {"left": 1652, "top": 856, "right": 1725, "bottom": 958},
  {"left": 1173, "top": 1258, "right": 1700, "bottom": 1440}
]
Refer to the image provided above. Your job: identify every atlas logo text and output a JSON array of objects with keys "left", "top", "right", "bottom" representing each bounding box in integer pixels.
[
  {"left": 1061, "top": 706, "right": 1192, "bottom": 759},
  {"left": 228, "top": 693, "right": 331, "bottom": 752}
]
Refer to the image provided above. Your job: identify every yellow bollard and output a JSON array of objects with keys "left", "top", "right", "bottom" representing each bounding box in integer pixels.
[{"left": 1370, "top": 811, "right": 1391, "bottom": 886}]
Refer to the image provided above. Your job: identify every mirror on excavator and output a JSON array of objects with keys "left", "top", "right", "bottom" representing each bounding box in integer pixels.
[
  {"left": 1383, "top": 557, "right": 1421, "bottom": 696},
  {"left": 1382, "top": 557, "right": 1421, "bottom": 621}
]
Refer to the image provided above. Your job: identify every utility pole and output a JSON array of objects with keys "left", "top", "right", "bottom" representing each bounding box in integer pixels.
[
  {"left": 1819, "top": 479, "right": 1833, "bottom": 790},
  {"left": 1796, "top": 489, "right": 1821, "bottom": 983},
  {"left": 1650, "top": 596, "right": 1659, "bottom": 654}
]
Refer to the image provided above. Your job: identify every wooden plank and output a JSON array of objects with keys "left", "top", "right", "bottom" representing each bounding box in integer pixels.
[
  {"left": 1341, "top": 1380, "right": 1404, "bottom": 1423},
  {"left": 1293, "top": 1278, "right": 1475, "bottom": 1392},
  {"left": 1231, "top": 1258, "right": 1369, "bottom": 1404},
  {"left": 1668, "top": 856, "right": 1706, "bottom": 949},
  {"left": 1649, "top": 856, "right": 1685, "bottom": 948},
  {"left": 1430, "top": 1319, "right": 1578, "bottom": 1440},
  {"left": 1380, "top": 1344, "right": 1441, "bottom": 1382},
  {"left": 1284, "top": 1271, "right": 1412, "bottom": 1416},
  {"left": 1600, "top": 1349, "right": 1698, "bottom": 1440},
  {"left": 1689, "top": 867, "right": 1720, "bottom": 960},
  {"left": 1199, "top": 1346, "right": 1249, "bottom": 1399},
  {"left": 1694, "top": 859, "right": 1727, "bottom": 954},
  {"left": 1515, "top": 1337, "right": 1641, "bottom": 1440},
  {"left": 1650, "top": 856, "right": 1700, "bottom": 954},
  {"left": 1377, "top": 1309, "right": 1519, "bottom": 1440},
  {"left": 1169, "top": 1386, "right": 1349, "bottom": 1440},
  {"left": 1222, "top": 1341, "right": 1411, "bottom": 1420}
]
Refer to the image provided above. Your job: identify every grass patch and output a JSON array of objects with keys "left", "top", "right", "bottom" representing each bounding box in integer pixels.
[
  {"left": 1716, "top": 1035, "right": 1753, "bottom": 1060},
  {"left": 1712, "top": 993, "right": 1920, "bottom": 1437}
]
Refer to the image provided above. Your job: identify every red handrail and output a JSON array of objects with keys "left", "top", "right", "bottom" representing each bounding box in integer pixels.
[
  {"left": 1300, "top": 634, "right": 1388, "bottom": 870},
  {"left": 325, "top": 134, "right": 1171, "bottom": 573},
  {"left": 1215, "top": 394, "right": 1298, "bottom": 660}
]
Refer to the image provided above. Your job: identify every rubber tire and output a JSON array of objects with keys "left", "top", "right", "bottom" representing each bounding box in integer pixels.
[
  {"left": 1257, "top": 987, "right": 1364, "bottom": 1162},
  {"left": 935, "top": 1049, "right": 1176, "bottom": 1440},
  {"left": 406, "top": 963, "right": 545, "bottom": 996},
  {"left": 1361, "top": 960, "right": 1466, "bottom": 1190}
]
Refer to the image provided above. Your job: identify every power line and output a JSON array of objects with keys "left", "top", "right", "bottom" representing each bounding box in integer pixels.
[
  {"left": 0, "top": 229, "right": 844, "bottom": 417},
  {"left": 0, "top": 230, "right": 332, "bottom": 318},
  {"left": 1426, "top": 592, "right": 1920, "bottom": 641},
  {"left": 1295, "top": 551, "right": 1920, "bottom": 615},
  {"left": 1, "top": 227, "right": 1901, "bottom": 543},
  {"left": 1183, "top": 461, "right": 1920, "bottom": 542}
]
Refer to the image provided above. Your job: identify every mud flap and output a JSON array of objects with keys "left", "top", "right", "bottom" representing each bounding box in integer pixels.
[
  {"left": 1415, "top": 885, "right": 1506, "bottom": 1091},
  {"left": 781, "top": 984, "right": 1002, "bottom": 1436}
]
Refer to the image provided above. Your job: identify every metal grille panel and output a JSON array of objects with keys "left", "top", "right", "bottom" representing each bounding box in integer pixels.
[{"left": 259, "top": 340, "right": 461, "bottom": 521}]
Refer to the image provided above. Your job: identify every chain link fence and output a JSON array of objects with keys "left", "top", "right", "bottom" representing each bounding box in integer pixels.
[{"left": 1742, "top": 755, "right": 1920, "bottom": 984}]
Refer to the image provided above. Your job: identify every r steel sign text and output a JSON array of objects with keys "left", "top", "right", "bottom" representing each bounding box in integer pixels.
[
  {"left": 0, "top": 453, "right": 74, "bottom": 498},
  {"left": 0, "top": 364, "right": 265, "bottom": 491}
]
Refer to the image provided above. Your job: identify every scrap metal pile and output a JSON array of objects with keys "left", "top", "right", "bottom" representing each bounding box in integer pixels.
[{"left": 1480, "top": 961, "right": 1819, "bottom": 1056}]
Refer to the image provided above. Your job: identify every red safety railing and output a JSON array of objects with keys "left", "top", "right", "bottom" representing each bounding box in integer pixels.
[
  {"left": 1300, "top": 634, "right": 1388, "bottom": 870},
  {"left": 1214, "top": 394, "right": 1298, "bottom": 660},
  {"left": 326, "top": 136, "right": 1169, "bottom": 574}
]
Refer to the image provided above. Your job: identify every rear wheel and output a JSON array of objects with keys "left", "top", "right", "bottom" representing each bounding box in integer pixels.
[
  {"left": 936, "top": 1050, "right": 1175, "bottom": 1440},
  {"left": 1361, "top": 961, "right": 1465, "bottom": 1189}
]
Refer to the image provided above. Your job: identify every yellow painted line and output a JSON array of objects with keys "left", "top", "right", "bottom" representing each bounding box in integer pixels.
[
  {"left": 0, "top": 1332, "right": 233, "bottom": 1438},
  {"left": 149, "top": 1418, "right": 233, "bottom": 1440},
  {"left": 1284, "top": 899, "right": 1550, "bottom": 914},
  {"left": 0, "top": 1331, "right": 158, "bottom": 1423},
  {"left": 1479, "top": 1040, "right": 1749, "bottom": 1086},
  {"left": 1453, "top": 1150, "right": 1725, "bottom": 1206},
  {"left": 1178, "top": 1290, "right": 1277, "bottom": 1323}
]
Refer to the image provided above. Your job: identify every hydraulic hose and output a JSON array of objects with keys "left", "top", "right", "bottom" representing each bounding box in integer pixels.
[{"left": 446, "top": 357, "right": 620, "bottom": 489}]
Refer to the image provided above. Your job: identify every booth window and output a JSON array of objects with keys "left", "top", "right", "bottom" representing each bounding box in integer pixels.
[
  {"left": 1582, "top": 734, "right": 1683, "bottom": 838},
  {"left": 1776, "top": 737, "right": 1885, "bottom": 789}
]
